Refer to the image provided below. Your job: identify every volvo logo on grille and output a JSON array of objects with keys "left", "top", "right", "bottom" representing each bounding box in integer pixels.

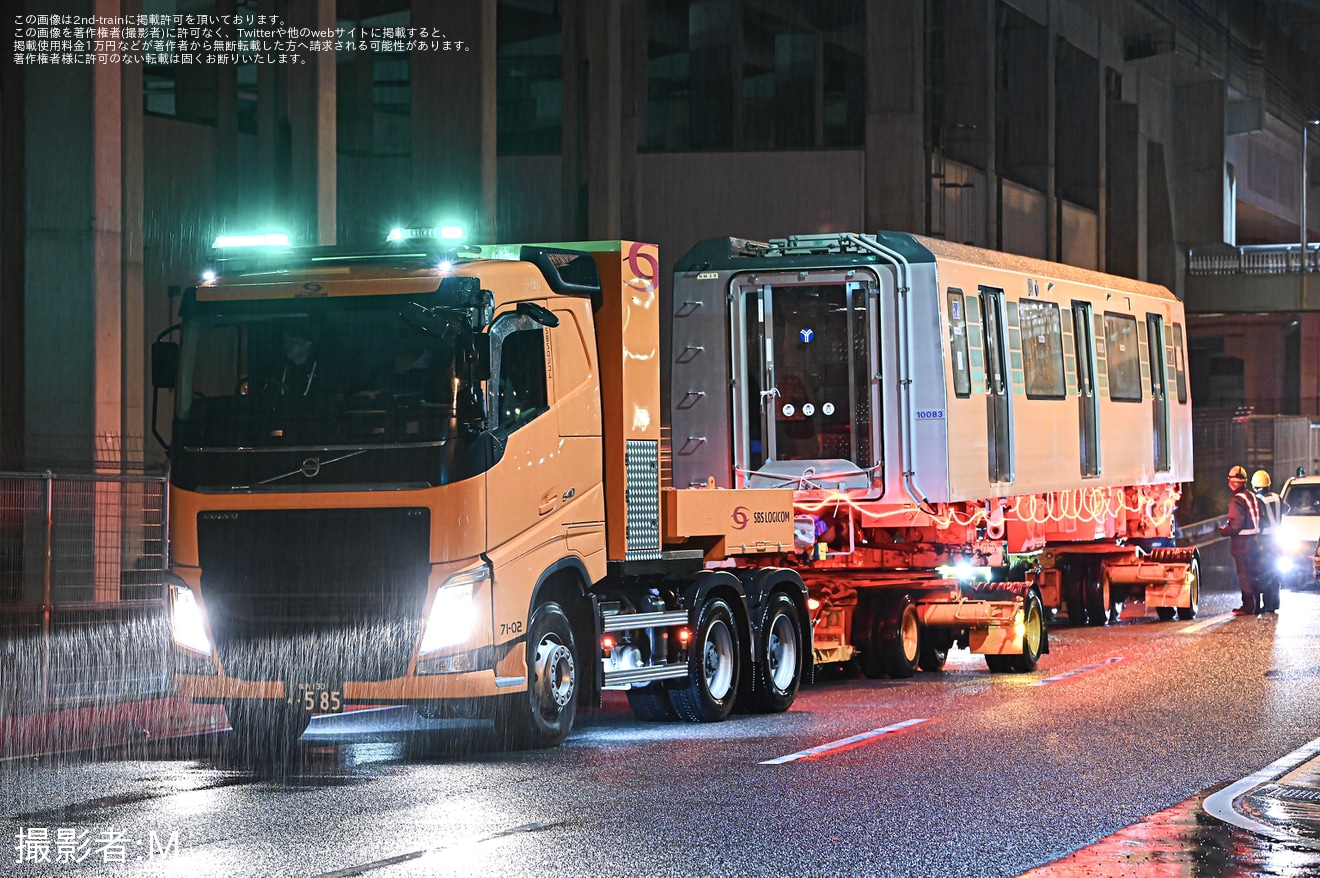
[{"left": 300, "top": 458, "right": 322, "bottom": 478}]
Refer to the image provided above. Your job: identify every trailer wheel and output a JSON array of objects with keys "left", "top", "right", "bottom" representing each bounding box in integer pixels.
[
  {"left": 1061, "top": 563, "right": 1087, "bottom": 626},
  {"left": 498, "top": 601, "right": 579, "bottom": 749},
  {"left": 627, "top": 684, "right": 677, "bottom": 721},
  {"left": 1084, "top": 565, "right": 1108, "bottom": 626},
  {"left": 883, "top": 601, "right": 921, "bottom": 679},
  {"left": 670, "top": 596, "right": 741, "bottom": 723},
  {"left": 1155, "top": 606, "right": 1176, "bottom": 621},
  {"left": 745, "top": 593, "right": 803, "bottom": 714},
  {"left": 1177, "top": 555, "right": 1200, "bottom": 620},
  {"left": 918, "top": 626, "right": 950, "bottom": 673},
  {"left": 1011, "top": 590, "right": 1045, "bottom": 672}
]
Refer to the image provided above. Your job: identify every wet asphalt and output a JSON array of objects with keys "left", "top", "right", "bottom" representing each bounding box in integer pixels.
[{"left": 3, "top": 537, "right": 1320, "bottom": 877}]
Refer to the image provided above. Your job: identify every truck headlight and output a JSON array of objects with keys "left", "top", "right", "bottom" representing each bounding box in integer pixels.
[
  {"left": 170, "top": 583, "right": 213, "bottom": 657},
  {"left": 419, "top": 564, "right": 489, "bottom": 655}
]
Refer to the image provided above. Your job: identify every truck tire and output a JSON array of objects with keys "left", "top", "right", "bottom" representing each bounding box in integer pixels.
[
  {"left": 627, "top": 684, "right": 677, "bottom": 721},
  {"left": 1177, "top": 556, "right": 1200, "bottom": 620},
  {"left": 743, "top": 593, "right": 803, "bottom": 714},
  {"left": 497, "top": 602, "right": 579, "bottom": 749},
  {"left": 918, "top": 627, "right": 950, "bottom": 673},
  {"left": 670, "top": 596, "right": 741, "bottom": 723},
  {"left": 1084, "top": 565, "right": 1108, "bottom": 626},
  {"left": 883, "top": 600, "right": 920, "bottom": 679},
  {"left": 1011, "top": 590, "right": 1045, "bottom": 672}
]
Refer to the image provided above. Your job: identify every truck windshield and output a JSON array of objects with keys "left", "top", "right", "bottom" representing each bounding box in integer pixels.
[{"left": 174, "top": 296, "right": 478, "bottom": 449}]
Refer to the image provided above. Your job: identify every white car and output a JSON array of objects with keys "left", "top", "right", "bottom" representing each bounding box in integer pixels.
[{"left": 1272, "top": 476, "right": 1320, "bottom": 588}]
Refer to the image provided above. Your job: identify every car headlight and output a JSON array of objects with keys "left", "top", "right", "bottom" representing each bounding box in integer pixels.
[
  {"left": 170, "top": 583, "right": 214, "bottom": 657},
  {"left": 419, "top": 563, "right": 490, "bottom": 655},
  {"left": 1274, "top": 533, "right": 1309, "bottom": 555}
]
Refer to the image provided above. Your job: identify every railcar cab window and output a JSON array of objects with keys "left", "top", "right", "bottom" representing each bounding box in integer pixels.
[
  {"left": 1018, "top": 299, "right": 1065, "bottom": 399},
  {"left": 947, "top": 289, "right": 971, "bottom": 398},
  {"left": 1103, "top": 312, "right": 1143, "bottom": 402},
  {"left": 489, "top": 313, "right": 548, "bottom": 432}
]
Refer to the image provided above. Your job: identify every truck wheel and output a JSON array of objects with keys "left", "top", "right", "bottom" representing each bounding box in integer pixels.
[
  {"left": 918, "top": 627, "right": 949, "bottom": 672},
  {"left": 499, "top": 602, "right": 578, "bottom": 749},
  {"left": 1155, "top": 606, "right": 1176, "bottom": 621},
  {"left": 745, "top": 593, "right": 803, "bottom": 714},
  {"left": 1084, "top": 565, "right": 1108, "bottom": 626},
  {"left": 225, "top": 699, "right": 309, "bottom": 768},
  {"left": 1010, "top": 590, "right": 1045, "bottom": 672},
  {"left": 670, "top": 596, "right": 741, "bottom": 723},
  {"left": 883, "top": 600, "right": 920, "bottom": 679},
  {"left": 627, "top": 684, "right": 677, "bottom": 721},
  {"left": 1177, "top": 556, "right": 1200, "bottom": 620}
]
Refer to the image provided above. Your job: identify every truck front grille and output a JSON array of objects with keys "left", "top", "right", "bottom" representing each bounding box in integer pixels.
[{"left": 197, "top": 508, "right": 430, "bottom": 682}]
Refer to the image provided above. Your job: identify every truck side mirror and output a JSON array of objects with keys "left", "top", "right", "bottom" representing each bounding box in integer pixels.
[{"left": 152, "top": 340, "right": 179, "bottom": 389}]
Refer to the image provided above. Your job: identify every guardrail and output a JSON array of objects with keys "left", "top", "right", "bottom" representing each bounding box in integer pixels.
[{"left": 1188, "top": 243, "right": 1320, "bottom": 275}]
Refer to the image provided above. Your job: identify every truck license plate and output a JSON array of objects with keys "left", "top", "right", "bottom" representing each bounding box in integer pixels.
[{"left": 290, "top": 681, "right": 344, "bottom": 714}]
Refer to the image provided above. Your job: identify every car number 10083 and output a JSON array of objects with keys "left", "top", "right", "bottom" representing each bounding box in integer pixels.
[{"left": 292, "top": 682, "right": 344, "bottom": 714}]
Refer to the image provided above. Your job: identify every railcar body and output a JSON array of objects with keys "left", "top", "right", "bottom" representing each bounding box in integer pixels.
[{"left": 670, "top": 232, "right": 1197, "bottom": 675}]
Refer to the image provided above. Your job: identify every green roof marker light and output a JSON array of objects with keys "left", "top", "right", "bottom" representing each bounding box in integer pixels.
[{"left": 212, "top": 233, "right": 291, "bottom": 249}]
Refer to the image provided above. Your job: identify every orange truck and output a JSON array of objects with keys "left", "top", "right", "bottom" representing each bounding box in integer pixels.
[
  {"left": 152, "top": 236, "right": 816, "bottom": 755},
  {"left": 152, "top": 231, "right": 1188, "bottom": 756}
]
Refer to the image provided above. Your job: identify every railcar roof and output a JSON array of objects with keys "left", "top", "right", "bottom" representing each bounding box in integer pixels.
[
  {"left": 677, "top": 232, "right": 1178, "bottom": 303},
  {"left": 912, "top": 235, "right": 1178, "bottom": 302}
]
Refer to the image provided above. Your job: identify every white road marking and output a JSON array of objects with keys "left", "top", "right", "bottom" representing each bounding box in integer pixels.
[
  {"left": 1202, "top": 734, "right": 1320, "bottom": 851},
  {"left": 760, "top": 718, "right": 929, "bottom": 765},
  {"left": 1178, "top": 611, "right": 1234, "bottom": 634},
  {"left": 1028, "top": 656, "right": 1124, "bottom": 687}
]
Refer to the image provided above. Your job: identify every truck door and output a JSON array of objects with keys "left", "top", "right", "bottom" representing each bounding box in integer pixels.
[
  {"left": 730, "top": 276, "right": 876, "bottom": 482},
  {"left": 980, "top": 287, "right": 1013, "bottom": 483},
  {"left": 1071, "top": 301, "right": 1101, "bottom": 477},
  {"left": 1146, "top": 313, "right": 1171, "bottom": 472},
  {"left": 485, "top": 312, "right": 562, "bottom": 553}
]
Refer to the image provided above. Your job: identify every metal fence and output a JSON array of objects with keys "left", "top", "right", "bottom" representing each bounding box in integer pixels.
[
  {"left": 1187, "top": 243, "right": 1320, "bottom": 275},
  {"left": 0, "top": 471, "right": 171, "bottom": 714}
]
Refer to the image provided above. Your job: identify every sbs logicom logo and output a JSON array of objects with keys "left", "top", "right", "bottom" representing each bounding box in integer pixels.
[{"left": 731, "top": 506, "right": 791, "bottom": 530}]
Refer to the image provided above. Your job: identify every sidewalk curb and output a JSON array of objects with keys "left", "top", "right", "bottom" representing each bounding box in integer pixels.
[
  {"left": 1, "top": 697, "right": 224, "bottom": 762},
  {"left": 1202, "top": 734, "right": 1320, "bottom": 850}
]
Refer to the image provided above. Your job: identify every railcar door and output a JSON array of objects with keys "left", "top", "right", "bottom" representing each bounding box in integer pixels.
[
  {"left": 730, "top": 277, "right": 876, "bottom": 482},
  {"left": 1071, "top": 301, "right": 1101, "bottom": 477},
  {"left": 980, "top": 287, "right": 1013, "bottom": 483},
  {"left": 1146, "top": 313, "right": 1171, "bottom": 472}
]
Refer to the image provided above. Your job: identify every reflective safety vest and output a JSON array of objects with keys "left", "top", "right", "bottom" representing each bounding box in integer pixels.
[
  {"left": 1229, "top": 490, "right": 1261, "bottom": 537},
  {"left": 1257, "top": 492, "right": 1283, "bottom": 533}
]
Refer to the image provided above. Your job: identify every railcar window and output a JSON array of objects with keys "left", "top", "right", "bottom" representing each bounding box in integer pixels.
[
  {"left": 1171, "top": 323, "right": 1188, "bottom": 404},
  {"left": 1103, "top": 313, "right": 1143, "bottom": 402},
  {"left": 1018, "top": 300, "right": 1065, "bottom": 399},
  {"left": 947, "top": 289, "right": 971, "bottom": 398}
]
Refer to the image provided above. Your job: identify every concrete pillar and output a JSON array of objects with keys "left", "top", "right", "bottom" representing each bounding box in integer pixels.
[
  {"left": 1173, "top": 80, "right": 1227, "bottom": 246},
  {"left": 619, "top": 0, "right": 646, "bottom": 238},
  {"left": 939, "top": 0, "right": 996, "bottom": 246},
  {"left": 1147, "top": 140, "right": 1179, "bottom": 292},
  {"left": 0, "top": 43, "right": 24, "bottom": 467},
  {"left": 287, "top": 0, "right": 337, "bottom": 245},
  {"left": 411, "top": 0, "right": 497, "bottom": 239},
  {"left": 1055, "top": 40, "right": 1101, "bottom": 264},
  {"left": 864, "top": 0, "right": 925, "bottom": 234},
  {"left": 255, "top": 0, "right": 287, "bottom": 224},
  {"left": 997, "top": 8, "right": 1052, "bottom": 256},
  {"left": 122, "top": 0, "right": 145, "bottom": 465},
  {"left": 1301, "top": 313, "right": 1320, "bottom": 416},
  {"left": 562, "top": 0, "right": 626, "bottom": 239},
  {"left": 1106, "top": 100, "right": 1144, "bottom": 280},
  {"left": 24, "top": 0, "right": 124, "bottom": 469}
]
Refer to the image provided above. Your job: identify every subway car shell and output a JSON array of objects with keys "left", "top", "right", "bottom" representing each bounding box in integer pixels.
[{"left": 669, "top": 232, "right": 1191, "bottom": 506}]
